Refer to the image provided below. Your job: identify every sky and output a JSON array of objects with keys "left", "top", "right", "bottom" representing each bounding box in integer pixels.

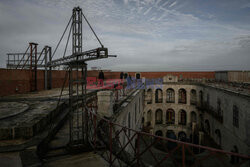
[{"left": 0, "top": 0, "right": 250, "bottom": 71}]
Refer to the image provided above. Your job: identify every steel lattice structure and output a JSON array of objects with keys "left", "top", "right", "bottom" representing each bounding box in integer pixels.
[{"left": 48, "top": 6, "right": 115, "bottom": 147}]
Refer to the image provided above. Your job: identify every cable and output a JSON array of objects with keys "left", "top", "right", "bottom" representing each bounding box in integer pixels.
[
  {"left": 63, "top": 23, "right": 73, "bottom": 58},
  {"left": 81, "top": 12, "right": 104, "bottom": 48},
  {"left": 51, "top": 16, "right": 73, "bottom": 59}
]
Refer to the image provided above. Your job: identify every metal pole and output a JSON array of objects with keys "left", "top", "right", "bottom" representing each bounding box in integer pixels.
[
  {"left": 94, "top": 114, "right": 97, "bottom": 150},
  {"left": 69, "top": 67, "right": 73, "bottom": 143},
  {"left": 137, "top": 133, "right": 140, "bottom": 166},
  {"left": 109, "top": 122, "right": 113, "bottom": 166},
  {"left": 48, "top": 47, "right": 52, "bottom": 89},
  {"left": 34, "top": 44, "right": 37, "bottom": 91},
  {"left": 44, "top": 46, "right": 48, "bottom": 90},
  {"left": 30, "top": 43, "right": 32, "bottom": 70}
]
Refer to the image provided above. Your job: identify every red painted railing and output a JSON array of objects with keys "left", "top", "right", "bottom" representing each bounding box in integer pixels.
[{"left": 86, "top": 107, "right": 250, "bottom": 167}]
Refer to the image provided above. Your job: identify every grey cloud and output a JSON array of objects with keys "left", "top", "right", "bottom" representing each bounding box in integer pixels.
[{"left": 0, "top": 0, "right": 250, "bottom": 71}]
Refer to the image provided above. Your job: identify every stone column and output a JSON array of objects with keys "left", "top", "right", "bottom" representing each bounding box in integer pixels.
[
  {"left": 175, "top": 110, "right": 179, "bottom": 125},
  {"left": 175, "top": 88, "right": 178, "bottom": 104},
  {"left": 187, "top": 88, "right": 191, "bottom": 105},
  {"left": 152, "top": 88, "right": 155, "bottom": 104},
  {"left": 187, "top": 110, "right": 191, "bottom": 126},
  {"left": 163, "top": 110, "right": 166, "bottom": 125},
  {"left": 152, "top": 110, "right": 155, "bottom": 127},
  {"left": 97, "top": 91, "right": 114, "bottom": 117}
]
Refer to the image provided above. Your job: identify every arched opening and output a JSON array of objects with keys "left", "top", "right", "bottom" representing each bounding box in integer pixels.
[
  {"left": 217, "top": 98, "right": 222, "bottom": 116},
  {"left": 178, "top": 88, "right": 186, "bottom": 104},
  {"left": 166, "top": 108, "right": 175, "bottom": 124},
  {"left": 166, "top": 130, "right": 176, "bottom": 138},
  {"left": 190, "top": 89, "right": 197, "bottom": 105},
  {"left": 191, "top": 111, "right": 197, "bottom": 123},
  {"left": 207, "top": 94, "right": 210, "bottom": 106},
  {"left": 155, "top": 88, "right": 163, "bottom": 103},
  {"left": 166, "top": 130, "right": 177, "bottom": 150},
  {"left": 155, "top": 109, "right": 163, "bottom": 124},
  {"left": 199, "top": 90, "right": 203, "bottom": 106},
  {"left": 146, "top": 89, "right": 153, "bottom": 104},
  {"left": 178, "top": 110, "right": 187, "bottom": 125},
  {"left": 166, "top": 88, "right": 175, "bottom": 103},
  {"left": 155, "top": 130, "right": 163, "bottom": 136},
  {"left": 136, "top": 73, "right": 140, "bottom": 79},
  {"left": 215, "top": 129, "right": 221, "bottom": 146},
  {"left": 147, "top": 110, "right": 152, "bottom": 126},
  {"left": 233, "top": 105, "right": 239, "bottom": 128},
  {"left": 178, "top": 131, "right": 187, "bottom": 141},
  {"left": 204, "top": 119, "right": 210, "bottom": 135}
]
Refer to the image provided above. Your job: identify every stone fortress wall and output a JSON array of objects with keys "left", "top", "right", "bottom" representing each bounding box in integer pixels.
[{"left": 143, "top": 75, "right": 250, "bottom": 155}]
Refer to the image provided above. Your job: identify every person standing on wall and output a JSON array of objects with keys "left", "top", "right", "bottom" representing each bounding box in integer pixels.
[
  {"left": 120, "top": 72, "right": 124, "bottom": 79},
  {"left": 98, "top": 70, "right": 104, "bottom": 86}
]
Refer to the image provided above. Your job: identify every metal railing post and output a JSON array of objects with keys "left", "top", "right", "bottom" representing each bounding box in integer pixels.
[
  {"left": 182, "top": 144, "right": 185, "bottom": 167},
  {"left": 109, "top": 122, "right": 113, "bottom": 166},
  {"left": 94, "top": 114, "right": 97, "bottom": 150},
  {"left": 44, "top": 46, "right": 48, "bottom": 90},
  {"left": 137, "top": 133, "right": 140, "bottom": 166}
]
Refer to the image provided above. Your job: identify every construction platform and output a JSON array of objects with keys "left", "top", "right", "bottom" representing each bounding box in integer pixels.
[
  {"left": 0, "top": 79, "right": 123, "bottom": 151},
  {"left": 0, "top": 89, "right": 69, "bottom": 152}
]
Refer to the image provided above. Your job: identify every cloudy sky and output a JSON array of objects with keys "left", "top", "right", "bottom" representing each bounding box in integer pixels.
[{"left": 0, "top": 0, "right": 250, "bottom": 71}]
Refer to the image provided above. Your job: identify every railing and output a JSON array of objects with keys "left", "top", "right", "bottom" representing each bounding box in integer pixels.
[
  {"left": 86, "top": 107, "right": 250, "bottom": 167},
  {"left": 198, "top": 103, "right": 223, "bottom": 123}
]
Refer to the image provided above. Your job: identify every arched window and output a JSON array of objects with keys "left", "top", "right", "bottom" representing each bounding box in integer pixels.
[
  {"left": 155, "top": 130, "right": 163, "bottom": 136},
  {"left": 207, "top": 94, "right": 210, "bottom": 106},
  {"left": 166, "top": 88, "right": 175, "bottom": 103},
  {"left": 136, "top": 73, "right": 140, "bottom": 79},
  {"left": 204, "top": 119, "right": 210, "bottom": 135},
  {"left": 179, "top": 110, "right": 186, "bottom": 125},
  {"left": 155, "top": 89, "right": 163, "bottom": 103},
  {"left": 155, "top": 109, "right": 163, "bottom": 124},
  {"left": 147, "top": 110, "right": 152, "bottom": 126},
  {"left": 166, "top": 109, "right": 175, "bottom": 124},
  {"left": 166, "top": 130, "right": 176, "bottom": 139},
  {"left": 217, "top": 98, "right": 222, "bottom": 116},
  {"left": 166, "top": 130, "right": 177, "bottom": 150},
  {"left": 191, "top": 111, "right": 197, "bottom": 123},
  {"left": 178, "top": 89, "right": 186, "bottom": 104},
  {"left": 233, "top": 105, "right": 239, "bottom": 128},
  {"left": 190, "top": 89, "right": 197, "bottom": 105},
  {"left": 178, "top": 131, "right": 187, "bottom": 141},
  {"left": 215, "top": 129, "right": 221, "bottom": 146},
  {"left": 199, "top": 90, "right": 203, "bottom": 106},
  {"left": 146, "top": 89, "right": 152, "bottom": 104}
]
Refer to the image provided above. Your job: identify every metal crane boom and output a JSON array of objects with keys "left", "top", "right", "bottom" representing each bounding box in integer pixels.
[{"left": 48, "top": 47, "right": 110, "bottom": 67}]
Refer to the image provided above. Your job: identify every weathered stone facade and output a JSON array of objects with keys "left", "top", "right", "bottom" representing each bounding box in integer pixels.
[{"left": 143, "top": 75, "right": 250, "bottom": 156}]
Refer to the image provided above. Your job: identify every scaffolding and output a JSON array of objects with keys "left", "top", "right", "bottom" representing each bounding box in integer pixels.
[
  {"left": 6, "top": 43, "right": 52, "bottom": 91},
  {"left": 47, "top": 6, "right": 114, "bottom": 147}
]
